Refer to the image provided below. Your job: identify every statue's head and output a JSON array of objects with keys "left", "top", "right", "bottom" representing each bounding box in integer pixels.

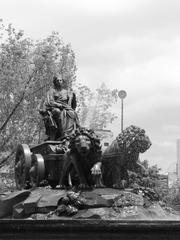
[{"left": 53, "top": 75, "right": 65, "bottom": 89}]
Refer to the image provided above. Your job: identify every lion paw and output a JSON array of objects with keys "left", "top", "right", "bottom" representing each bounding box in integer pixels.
[
  {"left": 94, "top": 183, "right": 105, "bottom": 188},
  {"left": 59, "top": 184, "right": 68, "bottom": 189},
  {"left": 113, "top": 180, "right": 127, "bottom": 189},
  {"left": 78, "top": 183, "right": 90, "bottom": 190}
]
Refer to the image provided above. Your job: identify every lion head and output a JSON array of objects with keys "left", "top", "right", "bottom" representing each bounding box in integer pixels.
[
  {"left": 116, "top": 125, "right": 151, "bottom": 155},
  {"left": 69, "top": 128, "right": 102, "bottom": 159},
  {"left": 73, "top": 134, "right": 92, "bottom": 156}
]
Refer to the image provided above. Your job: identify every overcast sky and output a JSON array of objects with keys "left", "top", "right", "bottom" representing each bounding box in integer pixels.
[{"left": 1, "top": 0, "right": 180, "bottom": 172}]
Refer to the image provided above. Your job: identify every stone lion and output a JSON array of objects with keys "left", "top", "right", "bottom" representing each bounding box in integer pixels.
[
  {"left": 102, "top": 125, "right": 151, "bottom": 189},
  {"left": 59, "top": 128, "right": 103, "bottom": 189}
]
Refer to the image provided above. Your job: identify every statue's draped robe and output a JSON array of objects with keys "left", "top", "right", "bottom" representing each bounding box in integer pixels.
[{"left": 46, "top": 88, "right": 80, "bottom": 138}]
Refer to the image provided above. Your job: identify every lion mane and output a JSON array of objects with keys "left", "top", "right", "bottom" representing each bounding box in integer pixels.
[
  {"left": 69, "top": 128, "right": 102, "bottom": 160},
  {"left": 102, "top": 125, "right": 151, "bottom": 188},
  {"left": 115, "top": 125, "right": 151, "bottom": 154},
  {"left": 60, "top": 127, "right": 102, "bottom": 188}
]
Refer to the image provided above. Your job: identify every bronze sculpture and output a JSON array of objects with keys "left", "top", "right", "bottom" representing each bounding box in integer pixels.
[
  {"left": 102, "top": 125, "right": 151, "bottom": 189},
  {"left": 15, "top": 73, "right": 152, "bottom": 192},
  {"left": 59, "top": 128, "right": 103, "bottom": 189},
  {"left": 40, "top": 75, "right": 80, "bottom": 140},
  {"left": 36, "top": 77, "right": 104, "bottom": 190}
]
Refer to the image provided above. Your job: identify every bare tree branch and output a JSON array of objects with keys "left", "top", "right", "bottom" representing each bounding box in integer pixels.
[
  {"left": 0, "top": 149, "right": 15, "bottom": 168},
  {"left": 0, "top": 67, "right": 41, "bottom": 134}
]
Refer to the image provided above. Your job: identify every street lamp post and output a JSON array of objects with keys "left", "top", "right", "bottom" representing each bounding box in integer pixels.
[{"left": 118, "top": 90, "right": 127, "bottom": 132}]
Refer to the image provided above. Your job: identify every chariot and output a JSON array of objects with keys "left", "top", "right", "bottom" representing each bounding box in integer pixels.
[
  {"left": 14, "top": 106, "right": 72, "bottom": 190},
  {"left": 14, "top": 140, "right": 68, "bottom": 190}
]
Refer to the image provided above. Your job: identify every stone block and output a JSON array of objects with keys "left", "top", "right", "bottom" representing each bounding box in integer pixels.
[
  {"left": 13, "top": 202, "right": 25, "bottom": 219},
  {"left": 92, "top": 188, "right": 122, "bottom": 196},
  {"left": 37, "top": 191, "right": 66, "bottom": 213},
  {"left": 30, "top": 213, "right": 48, "bottom": 220},
  {"left": 80, "top": 191, "right": 112, "bottom": 208},
  {"left": 24, "top": 192, "right": 41, "bottom": 215},
  {"left": 0, "top": 190, "right": 30, "bottom": 218},
  {"left": 74, "top": 207, "right": 123, "bottom": 220}
]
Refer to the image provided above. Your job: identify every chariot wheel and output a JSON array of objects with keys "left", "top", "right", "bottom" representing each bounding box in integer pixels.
[
  {"left": 15, "top": 144, "right": 32, "bottom": 190},
  {"left": 48, "top": 180, "right": 59, "bottom": 189},
  {"left": 29, "top": 154, "right": 45, "bottom": 188}
]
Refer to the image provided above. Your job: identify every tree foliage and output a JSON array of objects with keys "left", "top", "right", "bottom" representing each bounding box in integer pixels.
[
  {"left": 0, "top": 21, "right": 77, "bottom": 165},
  {"left": 0, "top": 20, "right": 118, "bottom": 167},
  {"left": 75, "top": 82, "right": 118, "bottom": 130},
  {"left": 89, "top": 83, "right": 118, "bottom": 130},
  {"left": 75, "top": 83, "right": 94, "bottom": 127}
]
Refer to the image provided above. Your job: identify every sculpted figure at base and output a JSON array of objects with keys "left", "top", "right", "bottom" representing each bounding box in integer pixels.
[
  {"left": 40, "top": 75, "right": 80, "bottom": 140},
  {"left": 102, "top": 125, "right": 151, "bottom": 189},
  {"left": 59, "top": 128, "right": 104, "bottom": 189}
]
